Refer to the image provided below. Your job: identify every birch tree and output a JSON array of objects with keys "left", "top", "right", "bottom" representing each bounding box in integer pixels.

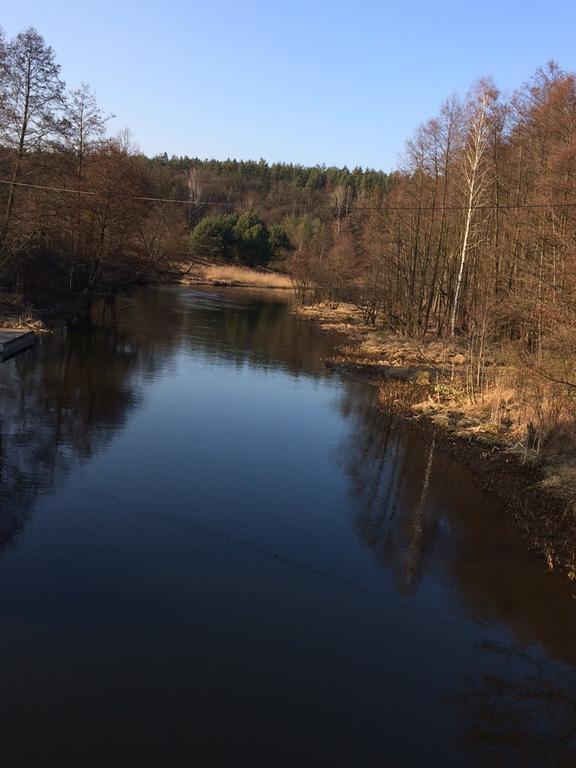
[
  {"left": 330, "top": 181, "right": 351, "bottom": 238},
  {"left": 450, "top": 80, "right": 497, "bottom": 335},
  {"left": 0, "top": 26, "right": 7, "bottom": 92}
]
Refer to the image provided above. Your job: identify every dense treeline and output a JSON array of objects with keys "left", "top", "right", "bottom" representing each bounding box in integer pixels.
[
  {"left": 293, "top": 65, "right": 576, "bottom": 397},
  {"left": 2, "top": 24, "right": 576, "bottom": 410},
  {"left": 0, "top": 27, "right": 193, "bottom": 317},
  {"left": 156, "top": 157, "right": 391, "bottom": 266},
  {"left": 149, "top": 155, "right": 391, "bottom": 219},
  {"left": 0, "top": 26, "right": 392, "bottom": 316}
]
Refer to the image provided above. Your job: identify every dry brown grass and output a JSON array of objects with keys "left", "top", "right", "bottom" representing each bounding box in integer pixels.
[
  {"left": 297, "top": 300, "right": 576, "bottom": 486},
  {"left": 0, "top": 292, "right": 46, "bottom": 330},
  {"left": 188, "top": 264, "right": 292, "bottom": 289},
  {"left": 295, "top": 302, "right": 467, "bottom": 369}
]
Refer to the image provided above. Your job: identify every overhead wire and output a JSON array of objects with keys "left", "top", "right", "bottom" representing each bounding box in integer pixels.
[{"left": 1, "top": 177, "right": 575, "bottom": 213}]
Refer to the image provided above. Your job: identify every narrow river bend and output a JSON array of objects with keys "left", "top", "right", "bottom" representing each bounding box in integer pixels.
[{"left": 1, "top": 286, "right": 575, "bottom": 767}]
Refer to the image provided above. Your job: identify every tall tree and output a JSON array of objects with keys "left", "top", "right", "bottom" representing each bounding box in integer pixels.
[
  {"left": 450, "top": 80, "right": 497, "bottom": 335},
  {"left": 0, "top": 26, "right": 7, "bottom": 87},
  {"left": 0, "top": 27, "right": 64, "bottom": 247},
  {"left": 62, "top": 83, "right": 107, "bottom": 182},
  {"left": 60, "top": 83, "right": 107, "bottom": 292}
]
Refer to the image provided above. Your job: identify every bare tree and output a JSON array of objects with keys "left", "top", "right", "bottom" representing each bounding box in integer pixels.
[
  {"left": 330, "top": 181, "right": 351, "bottom": 238},
  {"left": 0, "top": 27, "right": 64, "bottom": 248},
  {"left": 0, "top": 27, "right": 8, "bottom": 161},
  {"left": 60, "top": 83, "right": 108, "bottom": 292},
  {"left": 62, "top": 83, "right": 108, "bottom": 182},
  {"left": 450, "top": 80, "right": 497, "bottom": 336}
]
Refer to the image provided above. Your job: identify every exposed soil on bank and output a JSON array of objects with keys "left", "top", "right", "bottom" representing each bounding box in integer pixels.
[{"left": 295, "top": 301, "right": 576, "bottom": 578}]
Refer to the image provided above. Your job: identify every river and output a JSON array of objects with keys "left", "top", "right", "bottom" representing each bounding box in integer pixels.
[{"left": 0, "top": 286, "right": 575, "bottom": 767}]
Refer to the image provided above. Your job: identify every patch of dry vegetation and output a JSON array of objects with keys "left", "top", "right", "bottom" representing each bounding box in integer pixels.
[
  {"left": 182, "top": 264, "right": 292, "bottom": 290},
  {"left": 0, "top": 292, "right": 46, "bottom": 331}
]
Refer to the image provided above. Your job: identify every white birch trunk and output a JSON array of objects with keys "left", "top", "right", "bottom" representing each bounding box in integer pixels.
[{"left": 450, "top": 93, "right": 490, "bottom": 336}]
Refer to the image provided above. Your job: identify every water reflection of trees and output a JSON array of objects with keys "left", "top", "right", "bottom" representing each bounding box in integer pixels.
[
  {"left": 338, "top": 380, "right": 576, "bottom": 763},
  {"left": 338, "top": 383, "right": 440, "bottom": 595},
  {"left": 3, "top": 285, "right": 576, "bottom": 763},
  {"left": 0, "top": 301, "right": 184, "bottom": 552},
  {"left": 0, "top": 286, "right": 333, "bottom": 554},
  {"left": 339, "top": 382, "right": 576, "bottom": 659},
  {"left": 121, "top": 286, "right": 333, "bottom": 378},
  {"left": 341, "top": 383, "right": 576, "bottom": 768}
]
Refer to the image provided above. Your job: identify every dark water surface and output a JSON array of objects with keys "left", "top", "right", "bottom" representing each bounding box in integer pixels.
[{"left": 1, "top": 286, "right": 576, "bottom": 767}]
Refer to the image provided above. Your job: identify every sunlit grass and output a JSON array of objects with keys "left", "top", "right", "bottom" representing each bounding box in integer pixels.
[{"left": 198, "top": 264, "right": 292, "bottom": 289}]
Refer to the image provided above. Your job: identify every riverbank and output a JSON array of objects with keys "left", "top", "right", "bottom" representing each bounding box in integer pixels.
[
  {"left": 295, "top": 301, "right": 576, "bottom": 578},
  {"left": 176, "top": 263, "right": 292, "bottom": 290},
  {"left": 0, "top": 292, "right": 47, "bottom": 333},
  {"left": 4, "top": 277, "right": 574, "bottom": 577},
  {"left": 0, "top": 263, "right": 292, "bottom": 330}
]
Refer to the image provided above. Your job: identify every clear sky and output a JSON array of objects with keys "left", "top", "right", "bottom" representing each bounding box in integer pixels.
[{"left": 3, "top": 0, "right": 576, "bottom": 171}]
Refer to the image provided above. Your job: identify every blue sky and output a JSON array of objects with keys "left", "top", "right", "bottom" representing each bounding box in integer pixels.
[{"left": 3, "top": 0, "right": 576, "bottom": 170}]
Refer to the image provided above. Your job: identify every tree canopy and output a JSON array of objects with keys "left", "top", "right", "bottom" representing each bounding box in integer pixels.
[{"left": 189, "top": 213, "right": 292, "bottom": 267}]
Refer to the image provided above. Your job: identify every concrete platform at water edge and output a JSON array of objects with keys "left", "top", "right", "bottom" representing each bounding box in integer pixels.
[{"left": 0, "top": 328, "right": 37, "bottom": 361}]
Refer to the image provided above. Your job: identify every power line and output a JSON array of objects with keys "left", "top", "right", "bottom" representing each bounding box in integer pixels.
[
  {"left": 0, "top": 178, "right": 233, "bottom": 206},
  {"left": 1, "top": 176, "right": 576, "bottom": 213},
  {"left": 354, "top": 201, "right": 576, "bottom": 212}
]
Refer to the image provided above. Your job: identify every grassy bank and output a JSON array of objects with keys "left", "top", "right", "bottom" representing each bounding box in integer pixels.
[
  {"left": 179, "top": 263, "right": 292, "bottom": 290},
  {"left": 295, "top": 301, "right": 576, "bottom": 578}
]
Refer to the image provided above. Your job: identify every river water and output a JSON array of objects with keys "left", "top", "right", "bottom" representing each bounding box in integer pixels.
[{"left": 1, "top": 286, "right": 575, "bottom": 767}]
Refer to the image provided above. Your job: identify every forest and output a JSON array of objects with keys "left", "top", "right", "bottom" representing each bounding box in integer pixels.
[
  {"left": 2, "top": 26, "right": 576, "bottom": 492},
  {"left": 0, "top": 25, "right": 390, "bottom": 317}
]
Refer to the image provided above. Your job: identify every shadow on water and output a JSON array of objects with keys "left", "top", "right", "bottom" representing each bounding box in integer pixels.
[{"left": 0, "top": 285, "right": 576, "bottom": 766}]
